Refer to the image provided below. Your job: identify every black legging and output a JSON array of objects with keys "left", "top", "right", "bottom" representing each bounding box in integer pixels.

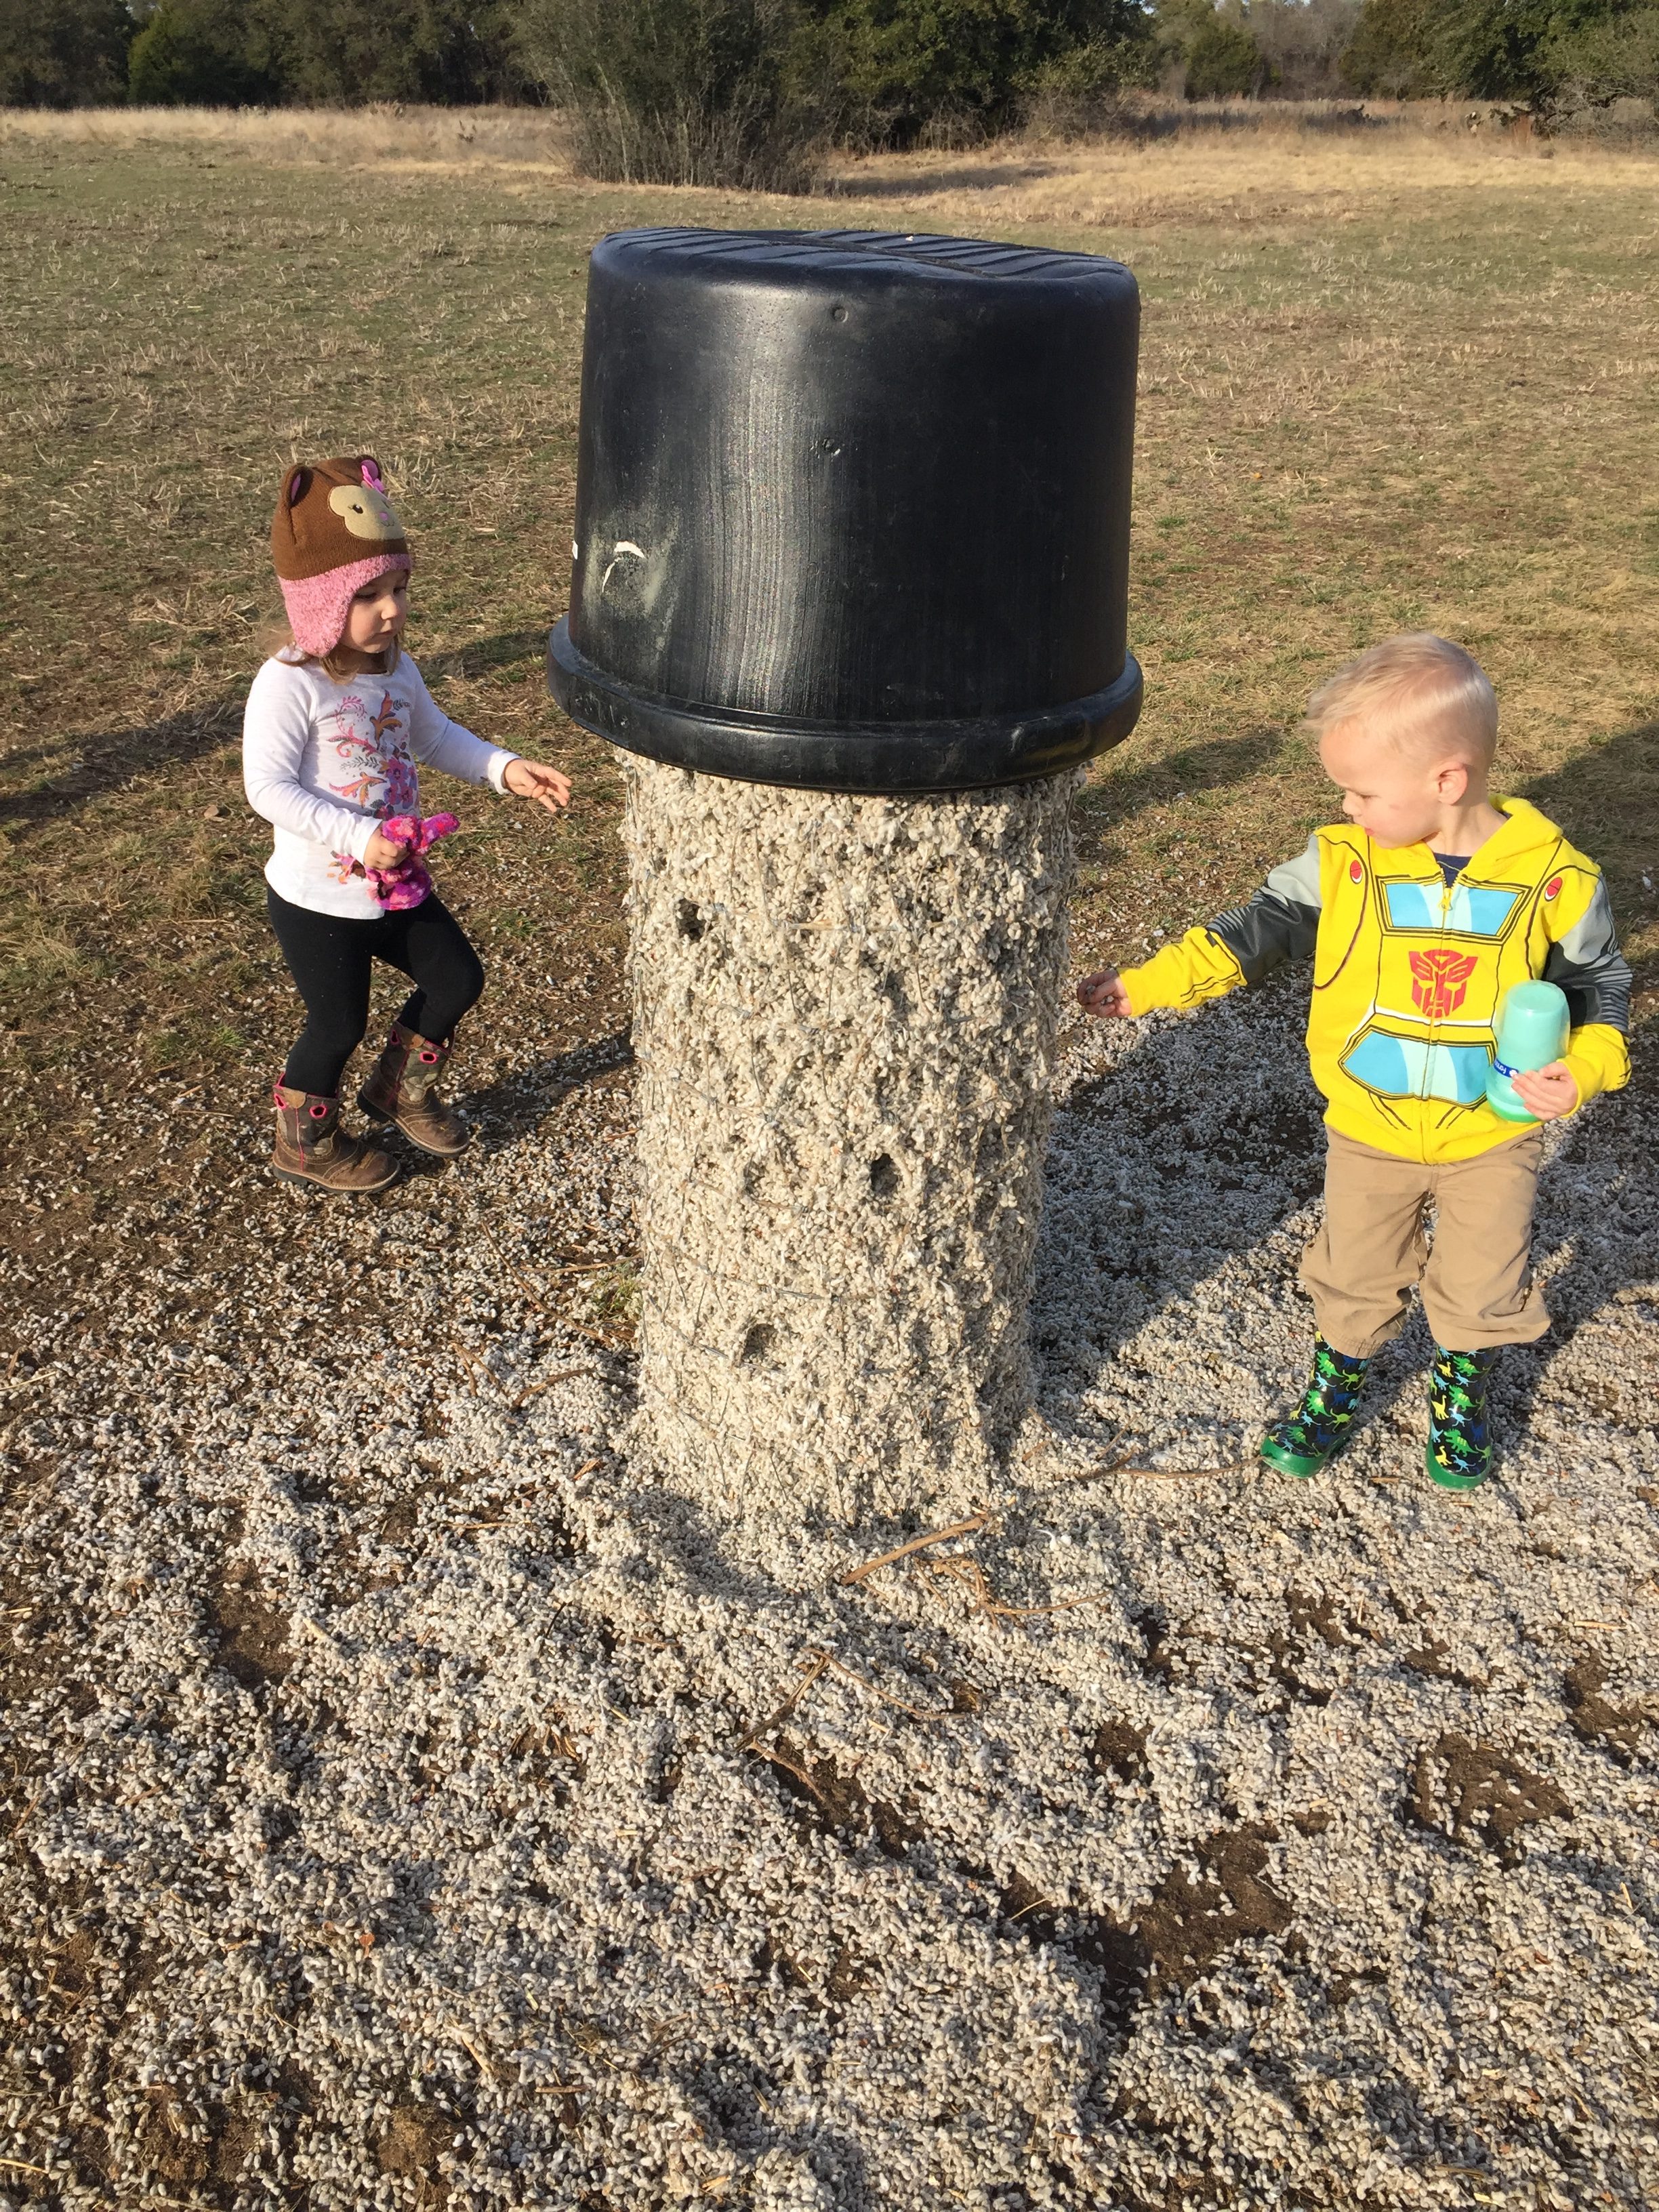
[{"left": 267, "top": 886, "right": 486, "bottom": 1097}]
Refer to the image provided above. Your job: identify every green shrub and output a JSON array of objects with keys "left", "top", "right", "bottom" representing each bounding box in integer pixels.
[
  {"left": 1434, "top": 0, "right": 1563, "bottom": 99},
  {"left": 1338, "top": 0, "right": 1438, "bottom": 91},
  {"left": 513, "top": 0, "right": 1157, "bottom": 177},
  {"left": 817, "top": 0, "right": 1152, "bottom": 147},
  {"left": 128, "top": 1, "right": 283, "bottom": 106},
  {"left": 1182, "top": 8, "right": 1269, "bottom": 90},
  {"left": 267, "top": 0, "right": 529, "bottom": 105},
  {"left": 1248, "top": 0, "right": 1362, "bottom": 94},
  {"left": 125, "top": 0, "right": 529, "bottom": 109},
  {"left": 1020, "top": 23, "right": 1160, "bottom": 135},
  {"left": 1544, "top": 1, "right": 1659, "bottom": 104},
  {"left": 1150, "top": 1, "right": 1273, "bottom": 100},
  {"left": 0, "top": 0, "right": 134, "bottom": 106},
  {"left": 1340, "top": 0, "right": 1659, "bottom": 107},
  {"left": 513, "top": 0, "right": 821, "bottom": 187}
]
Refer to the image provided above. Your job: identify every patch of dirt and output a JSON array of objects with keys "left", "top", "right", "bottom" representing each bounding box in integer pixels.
[
  {"left": 757, "top": 1936, "right": 817, "bottom": 1999},
  {"left": 379, "top": 1495, "right": 424, "bottom": 1547},
  {"left": 1132, "top": 1607, "right": 1180, "bottom": 1685},
  {"left": 1236, "top": 1592, "right": 1361, "bottom": 1711},
  {"left": 1399, "top": 1636, "right": 1488, "bottom": 1690},
  {"left": 1409, "top": 1736, "right": 1572, "bottom": 1866},
  {"left": 758, "top": 1736, "right": 924, "bottom": 1860},
  {"left": 206, "top": 1568, "right": 291, "bottom": 1689},
  {"left": 1563, "top": 1656, "right": 1650, "bottom": 1765},
  {"left": 1202, "top": 1093, "right": 1325, "bottom": 1187},
  {"left": 1264, "top": 1632, "right": 1332, "bottom": 1708},
  {"left": 996, "top": 1870, "right": 1153, "bottom": 2034},
  {"left": 1132, "top": 1827, "right": 1294, "bottom": 1992},
  {"left": 1090, "top": 1717, "right": 1150, "bottom": 1785},
  {"left": 998, "top": 1868, "right": 1059, "bottom": 1933},
  {"left": 134, "top": 2084, "right": 237, "bottom": 2192},
  {"left": 824, "top": 1945, "right": 872, "bottom": 2004},
  {"left": 1328, "top": 1965, "right": 1389, "bottom": 2008},
  {"left": 1285, "top": 1589, "right": 1354, "bottom": 1649},
  {"left": 374, "top": 2099, "right": 453, "bottom": 2200}
]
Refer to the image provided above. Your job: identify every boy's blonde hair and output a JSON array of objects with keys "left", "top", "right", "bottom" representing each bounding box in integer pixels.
[{"left": 1306, "top": 633, "right": 1497, "bottom": 765}]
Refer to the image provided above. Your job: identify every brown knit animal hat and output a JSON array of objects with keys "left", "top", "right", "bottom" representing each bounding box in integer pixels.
[{"left": 271, "top": 455, "right": 412, "bottom": 657}]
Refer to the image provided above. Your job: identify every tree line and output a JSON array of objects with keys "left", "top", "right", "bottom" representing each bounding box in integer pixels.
[{"left": 2, "top": 0, "right": 1655, "bottom": 183}]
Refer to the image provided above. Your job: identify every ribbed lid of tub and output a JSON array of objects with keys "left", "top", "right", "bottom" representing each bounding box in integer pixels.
[
  {"left": 548, "top": 226, "right": 1143, "bottom": 793},
  {"left": 611, "top": 226, "right": 1129, "bottom": 280}
]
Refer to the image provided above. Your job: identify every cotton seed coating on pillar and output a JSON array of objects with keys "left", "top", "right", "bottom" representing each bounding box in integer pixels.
[{"left": 625, "top": 754, "right": 1080, "bottom": 1540}]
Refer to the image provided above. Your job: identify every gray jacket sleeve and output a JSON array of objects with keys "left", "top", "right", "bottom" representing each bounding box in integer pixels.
[
  {"left": 1208, "top": 836, "right": 1324, "bottom": 984},
  {"left": 1543, "top": 878, "right": 1631, "bottom": 1031}
]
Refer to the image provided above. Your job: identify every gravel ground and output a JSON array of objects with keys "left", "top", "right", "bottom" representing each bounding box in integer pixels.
[{"left": 3, "top": 975, "right": 1656, "bottom": 2212}]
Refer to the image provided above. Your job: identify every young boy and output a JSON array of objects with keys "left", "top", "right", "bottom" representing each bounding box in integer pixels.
[{"left": 1078, "top": 634, "right": 1631, "bottom": 1490}]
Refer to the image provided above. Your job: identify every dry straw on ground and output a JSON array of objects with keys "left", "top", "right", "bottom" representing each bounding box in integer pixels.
[{"left": 0, "top": 101, "right": 576, "bottom": 170}]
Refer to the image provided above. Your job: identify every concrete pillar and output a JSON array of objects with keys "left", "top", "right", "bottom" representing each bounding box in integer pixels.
[
  {"left": 548, "top": 227, "right": 1141, "bottom": 1551},
  {"left": 623, "top": 758, "right": 1080, "bottom": 1538}
]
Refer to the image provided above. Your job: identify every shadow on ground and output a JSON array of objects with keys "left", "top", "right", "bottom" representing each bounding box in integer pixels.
[
  {"left": 0, "top": 628, "right": 553, "bottom": 842},
  {"left": 1036, "top": 912, "right": 1652, "bottom": 1480},
  {"left": 824, "top": 163, "right": 1058, "bottom": 198}
]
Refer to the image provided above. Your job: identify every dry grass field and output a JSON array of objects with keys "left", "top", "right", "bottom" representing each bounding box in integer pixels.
[
  {"left": 1, "top": 103, "right": 1655, "bottom": 1179},
  {"left": 2, "top": 104, "right": 1658, "bottom": 2212}
]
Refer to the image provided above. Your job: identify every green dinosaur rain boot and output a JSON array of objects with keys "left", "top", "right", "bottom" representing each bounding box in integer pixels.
[
  {"left": 1425, "top": 1344, "right": 1502, "bottom": 1491},
  {"left": 1259, "top": 1334, "right": 1373, "bottom": 1480}
]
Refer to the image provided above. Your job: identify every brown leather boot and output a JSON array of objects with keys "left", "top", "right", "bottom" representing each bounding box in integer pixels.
[
  {"left": 272, "top": 1084, "right": 398, "bottom": 1195},
  {"left": 356, "top": 1023, "right": 470, "bottom": 1158}
]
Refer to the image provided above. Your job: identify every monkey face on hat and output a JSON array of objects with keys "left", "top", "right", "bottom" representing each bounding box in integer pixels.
[{"left": 271, "top": 455, "right": 413, "bottom": 657}]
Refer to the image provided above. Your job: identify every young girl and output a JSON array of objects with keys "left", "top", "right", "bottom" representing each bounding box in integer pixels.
[{"left": 243, "top": 453, "right": 570, "bottom": 1194}]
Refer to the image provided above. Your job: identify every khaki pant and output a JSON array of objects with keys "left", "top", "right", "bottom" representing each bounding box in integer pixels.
[{"left": 1300, "top": 1126, "right": 1549, "bottom": 1358}]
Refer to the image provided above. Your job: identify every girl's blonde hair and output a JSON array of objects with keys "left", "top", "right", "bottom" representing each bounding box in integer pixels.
[
  {"left": 1306, "top": 633, "right": 1498, "bottom": 764},
  {"left": 313, "top": 639, "right": 401, "bottom": 680},
  {"left": 257, "top": 593, "right": 402, "bottom": 679}
]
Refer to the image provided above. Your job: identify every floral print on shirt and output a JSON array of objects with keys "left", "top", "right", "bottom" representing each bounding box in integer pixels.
[{"left": 322, "top": 688, "right": 422, "bottom": 882}]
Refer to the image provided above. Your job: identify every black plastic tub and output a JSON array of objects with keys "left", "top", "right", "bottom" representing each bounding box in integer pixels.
[{"left": 549, "top": 227, "right": 1142, "bottom": 794}]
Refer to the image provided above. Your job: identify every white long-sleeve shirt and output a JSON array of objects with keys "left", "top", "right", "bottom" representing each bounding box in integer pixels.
[{"left": 243, "top": 650, "right": 519, "bottom": 920}]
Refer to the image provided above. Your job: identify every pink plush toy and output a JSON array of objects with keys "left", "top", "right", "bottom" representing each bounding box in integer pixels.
[{"left": 366, "top": 812, "right": 459, "bottom": 910}]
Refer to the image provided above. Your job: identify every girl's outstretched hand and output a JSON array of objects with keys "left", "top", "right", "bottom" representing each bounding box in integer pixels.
[
  {"left": 504, "top": 758, "right": 572, "bottom": 814},
  {"left": 1076, "top": 966, "right": 1132, "bottom": 1019}
]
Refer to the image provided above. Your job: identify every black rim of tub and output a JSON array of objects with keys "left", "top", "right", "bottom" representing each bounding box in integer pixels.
[{"left": 548, "top": 619, "right": 1142, "bottom": 795}]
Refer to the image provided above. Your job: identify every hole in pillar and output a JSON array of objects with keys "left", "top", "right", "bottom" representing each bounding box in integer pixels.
[
  {"left": 739, "top": 1322, "right": 777, "bottom": 1366},
  {"left": 676, "top": 899, "right": 705, "bottom": 942},
  {"left": 975, "top": 1122, "right": 1009, "bottom": 1178},
  {"left": 868, "top": 1154, "right": 899, "bottom": 1204}
]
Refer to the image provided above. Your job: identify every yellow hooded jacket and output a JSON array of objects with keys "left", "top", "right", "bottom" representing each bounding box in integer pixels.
[{"left": 1120, "top": 798, "right": 1631, "bottom": 1165}]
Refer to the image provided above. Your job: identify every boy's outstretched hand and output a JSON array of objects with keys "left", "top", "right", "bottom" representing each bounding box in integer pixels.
[
  {"left": 1511, "top": 1061, "right": 1580, "bottom": 1120},
  {"left": 1076, "top": 966, "right": 1133, "bottom": 1019},
  {"left": 504, "top": 758, "right": 571, "bottom": 815}
]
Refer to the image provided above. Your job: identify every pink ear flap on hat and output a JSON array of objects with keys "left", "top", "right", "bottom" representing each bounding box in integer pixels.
[
  {"left": 285, "top": 465, "right": 312, "bottom": 508},
  {"left": 360, "top": 456, "right": 386, "bottom": 491}
]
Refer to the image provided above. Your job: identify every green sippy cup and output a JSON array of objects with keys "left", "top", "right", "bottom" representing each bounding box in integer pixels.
[{"left": 1486, "top": 980, "right": 1570, "bottom": 1122}]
